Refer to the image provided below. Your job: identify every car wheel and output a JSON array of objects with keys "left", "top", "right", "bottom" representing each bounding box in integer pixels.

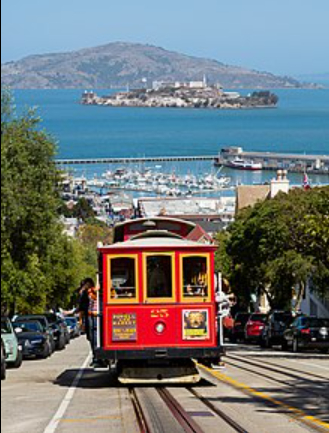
[
  {"left": 56, "top": 336, "right": 65, "bottom": 351},
  {"left": 38, "top": 342, "right": 51, "bottom": 359},
  {"left": 281, "top": 339, "right": 288, "bottom": 351},
  {"left": 1, "top": 362, "right": 6, "bottom": 380},
  {"left": 292, "top": 337, "right": 299, "bottom": 353},
  {"left": 1, "top": 358, "right": 6, "bottom": 380},
  {"left": 12, "top": 350, "right": 23, "bottom": 369}
]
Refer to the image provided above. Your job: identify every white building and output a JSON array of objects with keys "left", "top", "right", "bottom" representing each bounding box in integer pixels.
[{"left": 301, "top": 283, "right": 329, "bottom": 318}]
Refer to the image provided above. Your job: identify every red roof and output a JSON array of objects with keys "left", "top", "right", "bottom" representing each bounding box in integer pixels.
[{"left": 186, "top": 224, "right": 213, "bottom": 244}]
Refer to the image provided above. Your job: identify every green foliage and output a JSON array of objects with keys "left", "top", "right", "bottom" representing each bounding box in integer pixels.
[
  {"left": 1, "top": 90, "right": 96, "bottom": 314},
  {"left": 217, "top": 187, "right": 329, "bottom": 310}
]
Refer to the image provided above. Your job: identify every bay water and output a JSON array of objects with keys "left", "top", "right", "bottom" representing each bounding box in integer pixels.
[{"left": 13, "top": 89, "right": 329, "bottom": 188}]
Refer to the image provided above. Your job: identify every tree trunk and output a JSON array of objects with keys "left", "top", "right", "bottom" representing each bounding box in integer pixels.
[{"left": 295, "top": 281, "right": 306, "bottom": 312}]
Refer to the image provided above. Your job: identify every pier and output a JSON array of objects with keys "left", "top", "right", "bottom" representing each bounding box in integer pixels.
[
  {"left": 215, "top": 147, "right": 329, "bottom": 174},
  {"left": 55, "top": 155, "right": 215, "bottom": 165},
  {"left": 55, "top": 148, "right": 329, "bottom": 174}
]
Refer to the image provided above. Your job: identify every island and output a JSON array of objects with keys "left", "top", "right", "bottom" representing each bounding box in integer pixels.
[{"left": 81, "top": 81, "right": 279, "bottom": 109}]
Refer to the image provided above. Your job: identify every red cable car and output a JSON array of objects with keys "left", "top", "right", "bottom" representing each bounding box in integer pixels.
[{"left": 95, "top": 217, "right": 224, "bottom": 384}]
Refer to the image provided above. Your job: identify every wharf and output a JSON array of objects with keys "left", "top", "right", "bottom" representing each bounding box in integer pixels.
[
  {"left": 55, "top": 148, "right": 329, "bottom": 175},
  {"left": 215, "top": 147, "right": 329, "bottom": 175},
  {"left": 56, "top": 155, "right": 215, "bottom": 165}
]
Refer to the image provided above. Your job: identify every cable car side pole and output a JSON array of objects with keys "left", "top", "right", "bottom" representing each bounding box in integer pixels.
[
  {"left": 217, "top": 272, "right": 224, "bottom": 348},
  {"left": 96, "top": 271, "right": 101, "bottom": 349}
]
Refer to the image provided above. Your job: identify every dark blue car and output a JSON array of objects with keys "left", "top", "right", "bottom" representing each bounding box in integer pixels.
[
  {"left": 12, "top": 321, "right": 52, "bottom": 359},
  {"left": 282, "top": 316, "right": 329, "bottom": 353}
]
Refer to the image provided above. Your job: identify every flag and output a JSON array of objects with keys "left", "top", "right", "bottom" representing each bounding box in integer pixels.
[{"left": 303, "top": 173, "right": 311, "bottom": 190}]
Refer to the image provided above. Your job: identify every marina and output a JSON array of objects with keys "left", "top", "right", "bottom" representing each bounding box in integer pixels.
[{"left": 64, "top": 166, "right": 233, "bottom": 199}]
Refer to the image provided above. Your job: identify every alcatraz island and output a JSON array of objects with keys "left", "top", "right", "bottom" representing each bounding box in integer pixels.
[{"left": 81, "top": 78, "right": 279, "bottom": 109}]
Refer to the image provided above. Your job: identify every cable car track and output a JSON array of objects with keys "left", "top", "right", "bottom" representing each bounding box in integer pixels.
[
  {"left": 157, "top": 388, "right": 205, "bottom": 433},
  {"left": 186, "top": 388, "right": 248, "bottom": 433},
  {"left": 129, "top": 388, "right": 152, "bottom": 433},
  {"left": 243, "top": 355, "right": 329, "bottom": 381},
  {"left": 224, "top": 355, "right": 329, "bottom": 401},
  {"left": 129, "top": 386, "right": 249, "bottom": 433},
  {"left": 226, "top": 353, "right": 329, "bottom": 385},
  {"left": 157, "top": 387, "right": 249, "bottom": 433}
]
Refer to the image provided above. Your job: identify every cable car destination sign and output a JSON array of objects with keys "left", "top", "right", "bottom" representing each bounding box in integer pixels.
[{"left": 112, "top": 313, "right": 137, "bottom": 342}]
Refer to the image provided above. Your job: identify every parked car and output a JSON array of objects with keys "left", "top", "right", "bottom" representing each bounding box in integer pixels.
[
  {"left": 1, "top": 338, "right": 6, "bottom": 380},
  {"left": 260, "top": 311, "right": 294, "bottom": 348},
  {"left": 230, "top": 312, "right": 251, "bottom": 342},
  {"left": 12, "top": 320, "right": 52, "bottom": 359},
  {"left": 1, "top": 317, "right": 23, "bottom": 368},
  {"left": 14, "top": 315, "right": 56, "bottom": 353},
  {"left": 245, "top": 313, "right": 268, "bottom": 343},
  {"left": 65, "top": 317, "right": 81, "bottom": 339},
  {"left": 44, "top": 313, "right": 70, "bottom": 349},
  {"left": 282, "top": 316, "right": 329, "bottom": 353}
]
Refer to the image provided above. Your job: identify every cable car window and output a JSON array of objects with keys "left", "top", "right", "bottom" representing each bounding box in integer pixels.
[
  {"left": 146, "top": 255, "right": 173, "bottom": 299},
  {"left": 110, "top": 257, "right": 137, "bottom": 300},
  {"left": 183, "top": 256, "right": 209, "bottom": 298}
]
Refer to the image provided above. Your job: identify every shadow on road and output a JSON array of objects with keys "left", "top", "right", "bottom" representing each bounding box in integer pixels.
[{"left": 54, "top": 369, "right": 215, "bottom": 390}]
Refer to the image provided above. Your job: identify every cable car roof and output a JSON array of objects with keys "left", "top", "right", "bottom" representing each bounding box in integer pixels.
[
  {"left": 99, "top": 236, "right": 216, "bottom": 250},
  {"left": 113, "top": 217, "right": 197, "bottom": 243}
]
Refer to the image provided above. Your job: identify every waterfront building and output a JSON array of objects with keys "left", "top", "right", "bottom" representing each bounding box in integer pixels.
[{"left": 217, "top": 146, "right": 329, "bottom": 174}]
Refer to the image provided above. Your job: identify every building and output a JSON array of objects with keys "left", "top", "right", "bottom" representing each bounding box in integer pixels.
[
  {"left": 301, "top": 281, "right": 329, "bottom": 318},
  {"left": 217, "top": 146, "right": 329, "bottom": 174},
  {"left": 236, "top": 170, "right": 290, "bottom": 213},
  {"left": 138, "top": 196, "right": 235, "bottom": 239}
]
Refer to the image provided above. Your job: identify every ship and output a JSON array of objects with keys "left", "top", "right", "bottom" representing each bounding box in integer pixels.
[{"left": 226, "top": 158, "right": 263, "bottom": 171}]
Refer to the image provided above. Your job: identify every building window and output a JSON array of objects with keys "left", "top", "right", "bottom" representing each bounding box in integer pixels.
[
  {"left": 109, "top": 257, "right": 137, "bottom": 301},
  {"left": 146, "top": 255, "right": 173, "bottom": 299},
  {"left": 182, "top": 256, "right": 209, "bottom": 299}
]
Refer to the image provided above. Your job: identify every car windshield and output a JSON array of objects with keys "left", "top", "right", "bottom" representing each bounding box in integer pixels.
[
  {"left": 1, "top": 319, "right": 11, "bottom": 334},
  {"left": 13, "top": 321, "right": 42, "bottom": 333},
  {"left": 250, "top": 314, "right": 267, "bottom": 322},
  {"left": 303, "top": 318, "right": 329, "bottom": 328},
  {"left": 18, "top": 316, "right": 48, "bottom": 331}
]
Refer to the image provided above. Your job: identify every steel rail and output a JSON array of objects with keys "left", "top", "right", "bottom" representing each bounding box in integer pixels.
[
  {"left": 157, "top": 388, "right": 205, "bottom": 433},
  {"left": 129, "top": 388, "right": 152, "bottom": 433},
  {"left": 244, "top": 355, "right": 329, "bottom": 381},
  {"left": 199, "top": 364, "right": 329, "bottom": 433},
  {"left": 187, "top": 388, "right": 248, "bottom": 433},
  {"left": 224, "top": 356, "right": 329, "bottom": 401},
  {"left": 226, "top": 354, "right": 329, "bottom": 386}
]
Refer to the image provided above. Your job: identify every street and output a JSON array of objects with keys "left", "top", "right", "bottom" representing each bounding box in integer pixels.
[{"left": 1, "top": 337, "right": 328, "bottom": 433}]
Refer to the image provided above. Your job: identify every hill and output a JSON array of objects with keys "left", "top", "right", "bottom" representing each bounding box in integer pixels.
[{"left": 1, "top": 42, "right": 313, "bottom": 90}]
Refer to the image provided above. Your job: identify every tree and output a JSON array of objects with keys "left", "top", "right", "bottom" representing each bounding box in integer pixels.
[
  {"left": 1, "top": 90, "right": 95, "bottom": 314},
  {"left": 221, "top": 187, "right": 329, "bottom": 310}
]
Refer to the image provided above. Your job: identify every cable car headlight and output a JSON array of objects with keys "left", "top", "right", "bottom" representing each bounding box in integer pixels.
[{"left": 155, "top": 322, "right": 166, "bottom": 334}]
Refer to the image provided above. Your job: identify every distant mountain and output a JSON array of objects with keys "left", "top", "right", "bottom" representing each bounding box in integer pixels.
[{"left": 1, "top": 42, "right": 316, "bottom": 90}]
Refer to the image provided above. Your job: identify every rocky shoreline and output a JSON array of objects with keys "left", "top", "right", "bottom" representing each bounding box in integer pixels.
[{"left": 81, "top": 86, "right": 279, "bottom": 109}]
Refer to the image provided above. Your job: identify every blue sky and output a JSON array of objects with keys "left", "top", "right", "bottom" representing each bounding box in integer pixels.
[{"left": 1, "top": 0, "right": 328, "bottom": 76}]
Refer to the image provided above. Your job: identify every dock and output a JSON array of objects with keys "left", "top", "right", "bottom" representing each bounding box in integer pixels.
[
  {"left": 55, "top": 155, "right": 215, "bottom": 165},
  {"left": 215, "top": 147, "right": 329, "bottom": 174},
  {"left": 55, "top": 148, "right": 329, "bottom": 175}
]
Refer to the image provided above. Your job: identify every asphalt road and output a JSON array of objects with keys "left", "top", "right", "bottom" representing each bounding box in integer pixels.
[{"left": 1, "top": 338, "right": 328, "bottom": 433}]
